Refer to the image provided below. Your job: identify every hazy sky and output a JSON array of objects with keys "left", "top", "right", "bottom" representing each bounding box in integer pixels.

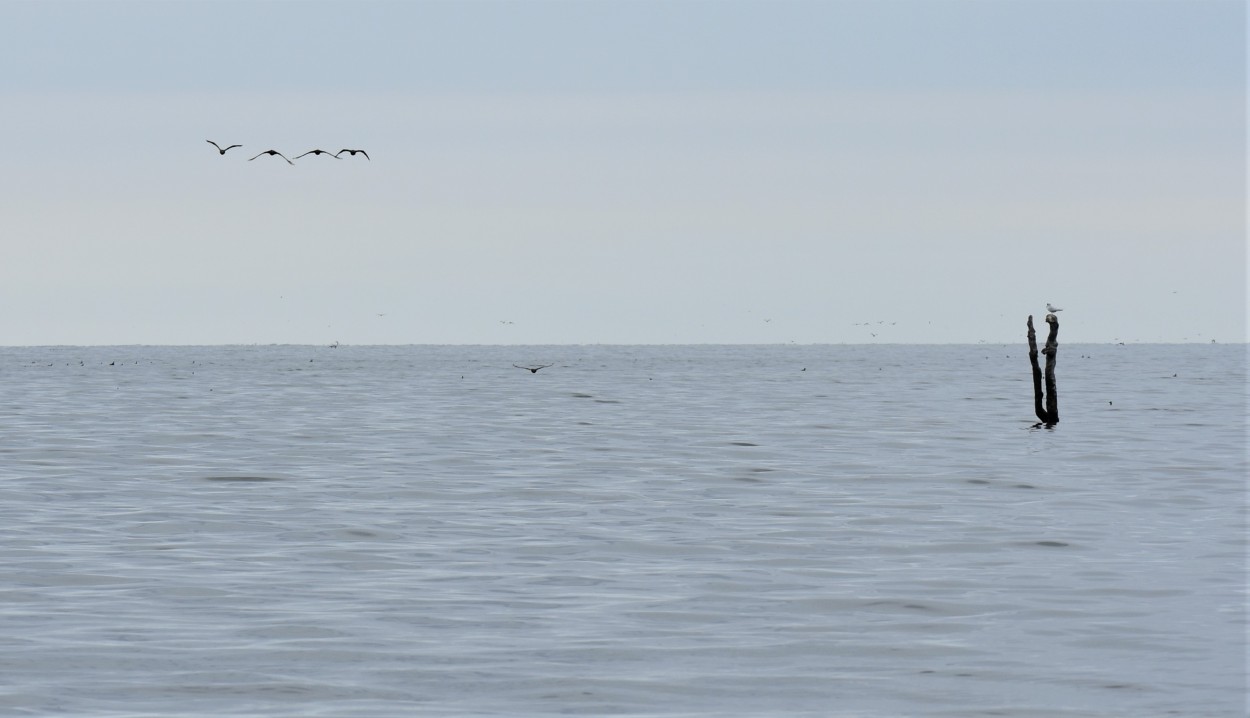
[{"left": 1, "top": 0, "right": 1243, "bottom": 345}]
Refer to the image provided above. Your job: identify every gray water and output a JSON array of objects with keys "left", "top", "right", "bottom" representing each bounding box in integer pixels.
[{"left": 0, "top": 344, "right": 1244, "bottom": 717}]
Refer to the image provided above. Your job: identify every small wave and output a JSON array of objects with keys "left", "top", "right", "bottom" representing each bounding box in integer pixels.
[{"left": 202, "top": 475, "right": 284, "bottom": 482}]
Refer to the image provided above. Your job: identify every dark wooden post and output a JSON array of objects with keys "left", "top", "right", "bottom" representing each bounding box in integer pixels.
[
  {"left": 1042, "top": 314, "right": 1059, "bottom": 423},
  {"left": 1027, "top": 314, "right": 1059, "bottom": 425}
]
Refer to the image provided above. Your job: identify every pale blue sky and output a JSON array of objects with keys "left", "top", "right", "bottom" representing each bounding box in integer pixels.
[{"left": 1, "top": 0, "right": 1244, "bottom": 345}]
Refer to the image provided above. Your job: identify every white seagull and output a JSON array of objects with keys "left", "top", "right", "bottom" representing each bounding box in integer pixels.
[{"left": 1046, "top": 303, "right": 1063, "bottom": 313}]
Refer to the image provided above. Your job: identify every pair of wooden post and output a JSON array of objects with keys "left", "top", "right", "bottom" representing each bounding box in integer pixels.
[{"left": 1027, "top": 314, "right": 1059, "bottom": 425}]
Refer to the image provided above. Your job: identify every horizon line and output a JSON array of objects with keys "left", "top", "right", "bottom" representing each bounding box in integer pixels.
[{"left": 0, "top": 340, "right": 1240, "bottom": 349}]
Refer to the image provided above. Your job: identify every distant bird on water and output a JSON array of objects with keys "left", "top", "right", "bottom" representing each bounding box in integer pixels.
[
  {"left": 293, "top": 149, "right": 340, "bottom": 160},
  {"left": 249, "top": 149, "right": 294, "bottom": 165},
  {"left": 207, "top": 140, "right": 242, "bottom": 155},
  {"left": 514, "top": 364, "right": 553, "bottom": 374},
  {"left": 1046, "top": 303, "right": 1063, "bottom": 313},
  {"left": 334, "top": 148, "right": 370, "bottom": 160}
]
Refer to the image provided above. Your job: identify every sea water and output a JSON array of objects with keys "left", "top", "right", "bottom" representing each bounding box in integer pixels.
[{"left": 0, "top": 344, "right": 1244, "bottom": 716}]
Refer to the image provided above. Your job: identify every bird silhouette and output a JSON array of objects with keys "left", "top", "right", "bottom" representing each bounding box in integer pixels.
[
  {"left": 207, "top": 140, "right": 242, "bottom": 155},
  {"left": 293, "top": 149, "right": 340, "bottom": 160},
  {"left": 514, "top": 364, "right": 553, "bottom": 374},
  {"left": 334, "top": 149, "right": 370, "bottom": 160},
  {"left": 249, "top": 149, "right": 293, "bottom": 165},
  {"left": 1046, "top": 303, "right": 1063, "bottom": 313}
]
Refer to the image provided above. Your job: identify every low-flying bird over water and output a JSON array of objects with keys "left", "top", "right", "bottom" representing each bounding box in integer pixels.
[
  {"left": 293, "top": 149, "right": 340, "bottom": 160},
  {"left": 514, "top": 364, "right": 553, "bottom": 374},
  {"left": 1046, "top": 303, "right": 1063, "bottom": 313},
  {"left": 207, "top": 140, "right": 241, "bottom": 155},
  {"left": 249, "top": 149, "right": 293, "bottom": 165},
  {"left": 334, "top": 148, "right": 370, "bottom": 160}
]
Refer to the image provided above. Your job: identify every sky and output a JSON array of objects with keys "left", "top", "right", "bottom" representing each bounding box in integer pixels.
[{"left": 0, "top": 0, "right": 1244, "bottom": 346}]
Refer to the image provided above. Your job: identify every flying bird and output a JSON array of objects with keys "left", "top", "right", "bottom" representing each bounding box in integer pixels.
[
  {"left": 207, "top": 140, "right": 242, "bottom": 155},
  {"left": 293, "top": 149, "right": 340, "bottom": 160},
  {"left": 1046, "top": 303, "right": 1063, "bottom": 313},
  {"left": 514, "top": 364, "right": 553, "bottom": 374},
  {"left": 334, "top": 148, "right": 370, "bottom": 160},
  {"left": 249, "top": 149, "right": 293, "bottom": 165}
]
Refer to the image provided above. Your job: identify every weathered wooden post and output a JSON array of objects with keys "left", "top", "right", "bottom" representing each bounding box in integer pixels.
[{"left": 1027, "top": 313, "right": 1059, "bottom": 425}]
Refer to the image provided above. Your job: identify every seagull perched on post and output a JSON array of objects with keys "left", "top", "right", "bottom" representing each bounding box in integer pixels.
[
  {"left": 293, "top": 149, "right": 340, "bottom": 160},
  {"left": 207, "top": 140, "right": 242, "bottom": 155},
  {"left": 334, "top": 148, "right": 370, "bottom": 160},
  {"left": 1046, "top": 303, "right": 1063, "bottom": 313},
  {"left": 249, "top": 149, "right": 293, "bottom": 165}
]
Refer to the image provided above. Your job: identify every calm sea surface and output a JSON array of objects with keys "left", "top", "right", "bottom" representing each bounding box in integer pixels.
[{"left": 0, "top": 344, "right": 1244, "bottom": 717}]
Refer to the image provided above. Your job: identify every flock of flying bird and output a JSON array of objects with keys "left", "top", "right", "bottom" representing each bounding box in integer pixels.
[{"left": 207, "top": 140, "right": 369, "bottom": 164}]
